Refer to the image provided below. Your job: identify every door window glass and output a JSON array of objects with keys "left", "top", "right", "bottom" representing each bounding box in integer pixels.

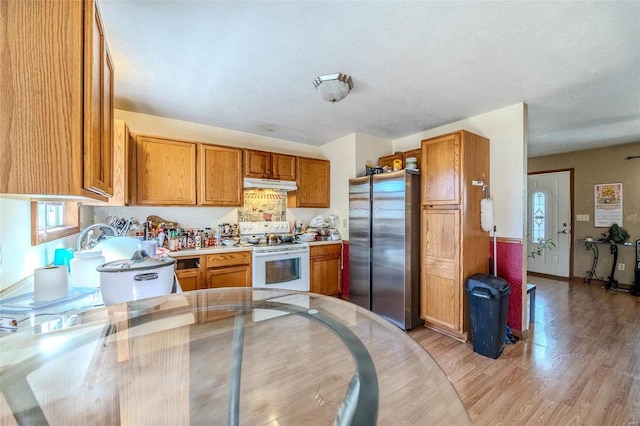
[{"left": 531, "top": 191, "right": 546, "bottom": 244}]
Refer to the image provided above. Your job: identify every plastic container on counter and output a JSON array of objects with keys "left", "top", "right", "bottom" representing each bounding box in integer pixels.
[{"left": 70, "top": 250, "right": 105, "bottom": 288}]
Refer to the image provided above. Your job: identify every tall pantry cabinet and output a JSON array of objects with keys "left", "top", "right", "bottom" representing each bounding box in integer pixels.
[{"left": 420, "top": 130, "right": 490, "bottom": 342}]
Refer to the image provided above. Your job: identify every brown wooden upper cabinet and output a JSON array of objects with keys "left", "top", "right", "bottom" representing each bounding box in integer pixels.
[
  {"left": 421, "top": 133, "right": 462, "bottom": 205},
  {"left": 199, "top": 144, "right": 243, "bottom": 206},
  {"left": 1, "top": 0, "right": 114, "bottom": 201},
  {"left": 84, "top": 2, "right": 114, "bottom": 198},
  {"left": 244, "top": 149, "right": 296, "bottom": 181},
  {"left": 130, "top": 136, "right": 243, "bottom": 206},
  {"left": 107, "top": 119, "right": 129, "bottom": 206},
  {"left": 288, "top": 157, "right": 330, "bottom": 208},
  {"left": 132, "top": 136, "right": 198, "bottom": 205},
  {"left": 378, "top": 148, "right": 422, "bottom": 170},
  {"left": 402, "top": 148, "right": 422, "bottom": 170},
  {"left": 378, "top": 152, "right": 403, "bottom": 169}
]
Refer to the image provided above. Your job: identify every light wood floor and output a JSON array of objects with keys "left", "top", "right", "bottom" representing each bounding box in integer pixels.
[{"left": 409, "top": 276, "right": 640, "bottom": 425}]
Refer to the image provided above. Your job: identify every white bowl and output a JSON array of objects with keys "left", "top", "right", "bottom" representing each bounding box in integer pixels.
[
  {"left": 222, "top": 239, "right": 237, "bottom": 247},
  {"left": 296, "top": 234, "right": 316, "bottom": 242}
]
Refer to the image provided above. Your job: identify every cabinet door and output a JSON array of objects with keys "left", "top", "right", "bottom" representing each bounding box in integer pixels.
[
  {"left": 175, "top": 269, "right": 200, "bottom": 292},
  {"left": 244, "top": 149, "right": 272, "bottom": 178},
  {"left": 310, "top": 256, "right": 342, "bottom": 296},
  {"left": 135, "top": 136, "right": 197, "bottom": 205},
  {"left": 422, "top": 133, "right": 460, "bottom": 205},
  {"left": 199, "top": 144, "right": 243, "bottom": 206},
  {"left": 107, "top": 119, "right": 128, "bottom": 206},
  {"left": 84, "top": 0, "right": 113, "bottom": 197},
  {"left": 310, "top": 244, "right": 342, "bottom": 296},
  {"left": 205, "top": 265, "right": 252, "bottom": 289},
  {"left": 378, "top": 153, "right": 402, "bottom": 169},
  {"left": 272, "top": 153, "right": 296, "bottom": 181},
  {"left": 102, "top": 44, "right": 114, "bottom": 194},
  {"left": 402, "top": 148, "right": 421, "bottom": 170},
  {"left": 421, "top": 209, "right": 462, "bottom": 334},
  {"left": 288, "top": 157, "right": 330, "bottom": 208},
  {"left": 1, "top": 1, "right": 84, "bottom": 197},
  {"left": 198, "top": 287, "right": 250, "bottom": 323}
]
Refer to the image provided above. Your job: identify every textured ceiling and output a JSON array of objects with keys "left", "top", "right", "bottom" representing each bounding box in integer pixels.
[{"left": 98, "top": 1, "right": 640, "bottom": 157}]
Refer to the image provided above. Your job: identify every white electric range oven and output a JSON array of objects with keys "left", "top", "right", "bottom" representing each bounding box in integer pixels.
[
  {"left": 239, "top": 221, "right": 310, "bottom": 291},
  {"left": 239, "top": 221, "right": 310, "bottom": 321}
]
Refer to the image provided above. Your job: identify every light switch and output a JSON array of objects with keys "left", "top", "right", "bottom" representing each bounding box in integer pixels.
[{"left": 576, "top": 214, "right": 589, "bottom": 222}]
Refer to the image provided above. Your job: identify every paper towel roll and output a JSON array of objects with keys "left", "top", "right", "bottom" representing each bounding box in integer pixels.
[{"left": 34, "top": 265, "right": 69, "bottom": 303}]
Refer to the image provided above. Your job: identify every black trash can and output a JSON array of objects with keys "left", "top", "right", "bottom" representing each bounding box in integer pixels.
[{"left": 466, "top": 274, "right": 511, "bottom": 359}]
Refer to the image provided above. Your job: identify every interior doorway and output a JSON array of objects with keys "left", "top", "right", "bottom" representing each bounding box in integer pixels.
[{"left": 527, "top": 170, "right": 573, "bottom": 278}]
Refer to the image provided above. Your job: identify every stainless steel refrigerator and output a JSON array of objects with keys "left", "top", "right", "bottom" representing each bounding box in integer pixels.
[{"left": 348, "top": 169, "right": 423, "bottom": 330}]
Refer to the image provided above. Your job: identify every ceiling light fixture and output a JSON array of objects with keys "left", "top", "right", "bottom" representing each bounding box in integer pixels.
[{"left": 313, "top": 73, "right": 353, "bottom": 103}]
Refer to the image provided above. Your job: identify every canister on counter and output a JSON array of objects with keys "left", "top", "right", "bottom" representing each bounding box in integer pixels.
[
  {"left": 393, "top": 159, "right": 403, "bottom": 171},
  {"left": 406, "top": 157, "right": 417, "bottom": 170}
]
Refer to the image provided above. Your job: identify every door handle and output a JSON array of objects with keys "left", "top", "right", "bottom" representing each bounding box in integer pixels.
[{"left": 557, "top": 230, "right": 569, "bottom": 234}]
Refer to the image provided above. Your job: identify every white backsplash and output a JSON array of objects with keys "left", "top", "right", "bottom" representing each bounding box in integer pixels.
[
  {"left": 239, "top": 190, "right": 287, "bottom": 222},
  {"left": 92, "top": 205, "right": 330, "bottom": 234}
]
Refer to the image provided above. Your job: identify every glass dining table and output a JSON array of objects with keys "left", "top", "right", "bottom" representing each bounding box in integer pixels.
[{"left": 0, "top": 288, "right": 470, "bottom": 425}]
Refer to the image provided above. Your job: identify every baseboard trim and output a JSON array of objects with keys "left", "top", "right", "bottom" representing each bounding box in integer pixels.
[
  {"left": 423, "top": 323, "right": 468, "bottom": 343},
  {"left": 528, "top": 271, "right": 571, "bottom": 282}
]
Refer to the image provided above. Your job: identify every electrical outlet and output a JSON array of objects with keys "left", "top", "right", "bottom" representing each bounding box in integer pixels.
[
  {"left": 576, "top": 214, "right": 589, "bottom": 222},
  {"left": 618, "top": 263, "right": 625, "bottom": 271}
]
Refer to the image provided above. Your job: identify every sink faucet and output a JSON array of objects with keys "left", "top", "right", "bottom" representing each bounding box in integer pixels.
[{"left": 77, "top": 223, "right": 118, "bottom": 251}]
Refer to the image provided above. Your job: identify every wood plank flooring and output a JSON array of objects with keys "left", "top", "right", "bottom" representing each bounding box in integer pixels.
[{"left": 409, "top": 276, "right": 640, "bottom": 425}]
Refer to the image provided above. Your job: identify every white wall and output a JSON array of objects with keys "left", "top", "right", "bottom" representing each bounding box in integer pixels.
[
  {"left": 317, "top": 132, "right": 391, "bottom": 238},
  {"left": 393, "top": 103, "right": 527, "bottom": 239},
  {"left": 320, "top": 133, "right": 358, "bottom": 237},
  {"left": 0, "top": 198, "right": 80, "bottom": 290},
  {"left": 116, "top": 110, "right": 322, "bottom": 157},
  {"left": 356, "top": 133, "right": 393, "bottom": 176}
]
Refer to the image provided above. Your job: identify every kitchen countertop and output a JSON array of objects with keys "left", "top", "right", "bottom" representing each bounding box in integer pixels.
[
  {"left": 307, "top": 239, "right": 343, "bottom": 246},
  {"left": 0, "top": 288, "right": 470, "bottom": 425},
  {"left": 168, "top": 240, "right": 343, "bottom": 257},
  {"left": 168, "top": 245, "right": 253, "bottom": 257}
]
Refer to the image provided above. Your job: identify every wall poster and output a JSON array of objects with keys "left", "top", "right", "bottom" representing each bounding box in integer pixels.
[{"left": 594, "top": 183, "right": 623, "bottom": 227}]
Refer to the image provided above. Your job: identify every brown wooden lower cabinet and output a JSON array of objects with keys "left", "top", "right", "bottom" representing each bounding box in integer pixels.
[
  {"left": 174, "top": 245, "right": 345, "bottom": 319},
  {"left": 173, "top": 251, "right": 252, "bottom": 291},
  {"left": 200, "top": 251, "right": 252, "bottom": 322},
  {"left": 309, "top": 243, "right": 342, "bottom": 296},
  {"left": 421, "top": 208, "right": 464, "bottom": 340},
  {"left": 204, "top": 265, "right": 251, "bottom": 289},
  {"left": 174, "top": 256, "right": 202, "bottom": 292},
  {"left": 175, "top": 268, "right": 200, "bottom": 292},
  {"left": 203, "top": 252, "right": 252, "bottom": 288}
]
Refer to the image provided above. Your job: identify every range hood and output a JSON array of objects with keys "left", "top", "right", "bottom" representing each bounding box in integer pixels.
[{"left": 243, "top": 177, "right": 297, "bottom": 191}]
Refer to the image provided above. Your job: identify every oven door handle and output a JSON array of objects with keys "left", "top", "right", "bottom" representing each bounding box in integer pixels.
[{"left": 252, "top": 248, "right": 309, "bottom": 258}]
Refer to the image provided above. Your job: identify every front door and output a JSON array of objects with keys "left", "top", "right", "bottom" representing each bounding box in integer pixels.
[{"left": 527, "top": 171, "right": 572, "bottom": 277}]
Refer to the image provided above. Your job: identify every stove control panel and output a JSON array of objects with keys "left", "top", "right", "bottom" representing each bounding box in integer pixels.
[{"left": 239, "top": 221, "right": 291, "bottom": 236}]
